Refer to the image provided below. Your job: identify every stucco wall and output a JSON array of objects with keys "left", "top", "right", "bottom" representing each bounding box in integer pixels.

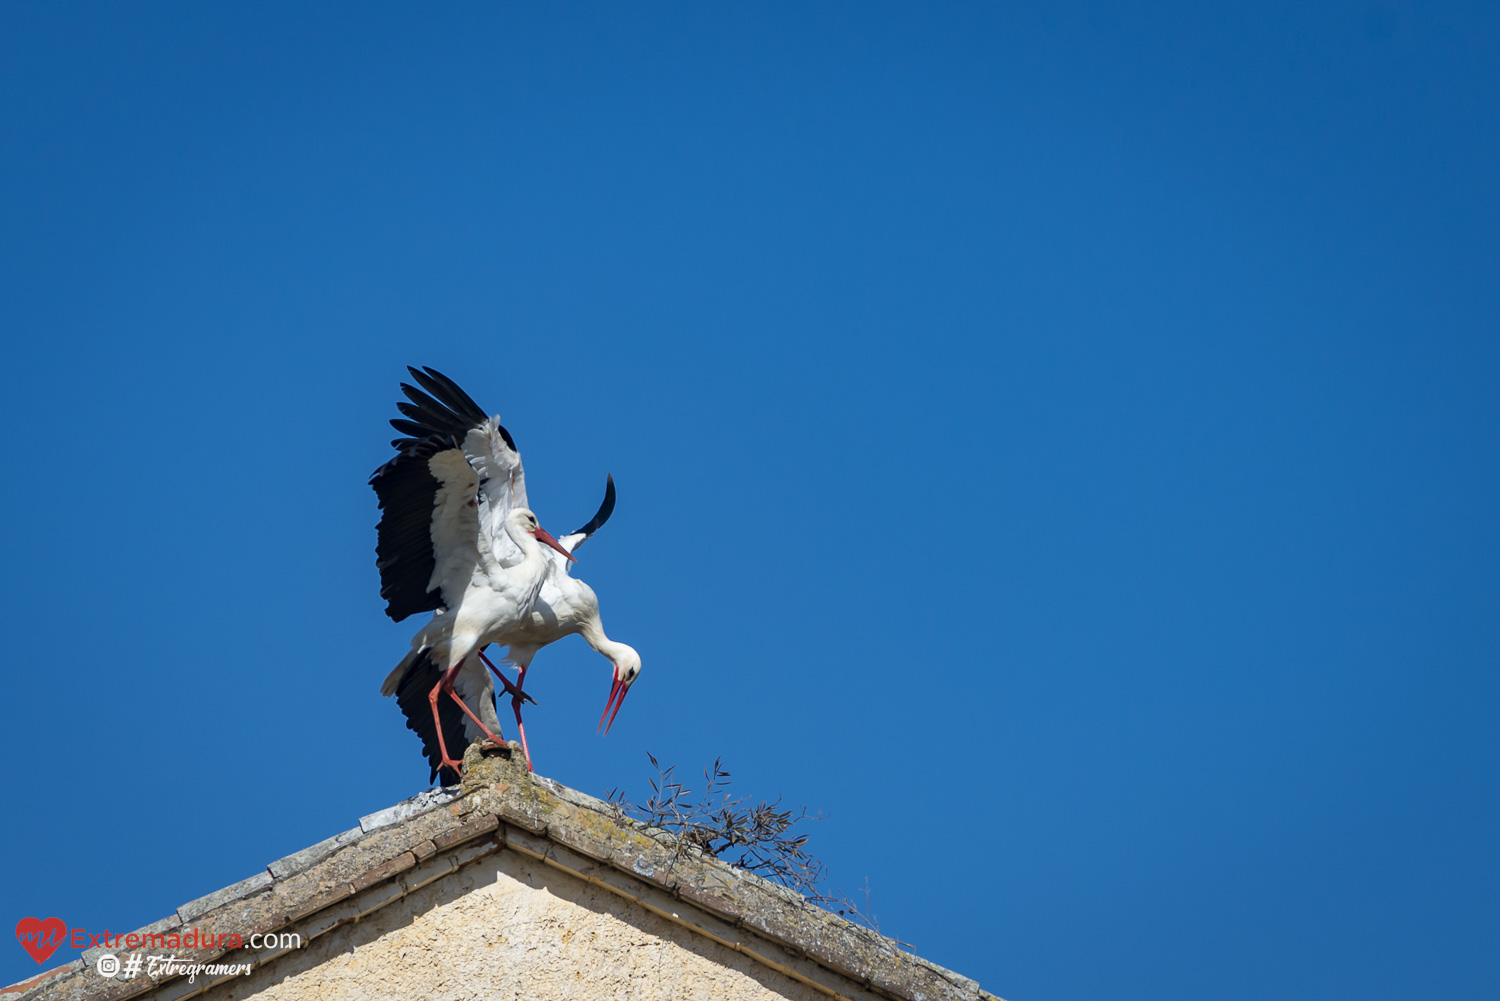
[{"left": 199, "top": 845, "right": 828, "bottom": 1001}]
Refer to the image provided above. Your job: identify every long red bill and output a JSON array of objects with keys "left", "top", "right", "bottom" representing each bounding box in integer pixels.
[
  {"left": 598, "top": 667, "right": 623, "bottom": 734},
  {"left": 534, "top": 526, "right": 577, "bottom": 563},
  {"left": 604, "top": 684, "right": 628, "bottom": 735}
]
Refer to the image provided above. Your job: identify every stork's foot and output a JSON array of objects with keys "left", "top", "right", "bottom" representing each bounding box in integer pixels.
[
  {"left": 499, "top": 674, "right": 537, "bottom": 707},
  {"left": 478, "top": 651, "right": 536, "bottom": 772},
  {"left": 478, "top": 650, "right": 537, "bottom": 707},
  {"left": 427, "top": 661, "right": 511, "bottom": 780}
]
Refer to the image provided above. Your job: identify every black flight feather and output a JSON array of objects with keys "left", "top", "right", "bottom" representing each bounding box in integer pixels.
[
  {"left": 390, "top": 368, "right": 519, "bottom": 455},
  {"left": 398, "top": 382, "right": 463, "bottom": 422},
  {"left": 396, "top": 395, "right": 463, "bottom": 433},
  {"left": 389, "top": 418, "right": 428, "bottom": 439},
  {"left": 572, "top": 474, "right": 617, "bottom": 539},
  {"left": 392, "top": 650, "right": 467, "bottom": 786},
  {"left": 372, "top": 366, "right": 526, "bottom": 621},
  {"left": 409, "top": 366, "right": 489, "bottom": 426},
  {"left": 370, "top": 440, "right": 447, "bottom": 622}
]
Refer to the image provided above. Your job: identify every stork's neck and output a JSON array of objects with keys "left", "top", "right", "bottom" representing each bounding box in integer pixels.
[
  {"left": 503, "top": 520, "right": 548, "bottom": 587},
  {"left": 579, "top": 616, "right": 632, "bottom": 664}
]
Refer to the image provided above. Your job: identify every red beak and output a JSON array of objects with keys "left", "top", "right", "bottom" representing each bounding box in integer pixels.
[
  {"left": 534, "top": 526, "right": 577, "bottom": 563},
  {"left": 598, "top": 666, "right": 629, "bottom": 735}
]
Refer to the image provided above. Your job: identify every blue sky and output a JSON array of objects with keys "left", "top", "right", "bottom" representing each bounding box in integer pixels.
[{"left": 2, "top": 3, "right": 1497, "bottom": 998}]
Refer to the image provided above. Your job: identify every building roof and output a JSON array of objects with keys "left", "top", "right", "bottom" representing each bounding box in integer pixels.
[{"left": 8, "top": 743, "right": 1000, "bottom": 1001}]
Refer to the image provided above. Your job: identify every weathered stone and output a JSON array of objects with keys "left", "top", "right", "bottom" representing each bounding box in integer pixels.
[
  {"left": 428, "top": 812, "right": 498, "bottom": 851},
  {"left": 266, "top": 829, "right": 360, "bottom": 880},
  {"left": 457, "top": 740, "right": 529, "bottom": 795},
  {"left": 348, "top": 851, "right": 415, "bottom": 893},
  {"left": 178, "top": 872, "right": 275, "bottom": 923},
  {"left": 11, "top": 747, "right": 999, "bottom": 1001},
  {"left": 356, "top": 787, "right": 459, "bottom": 833},
  {"left": 3, "top": 961, "right": 79, "bottom": 999},
  {"left": 282, "top": 882, "right": 353, "bottom": 924}
]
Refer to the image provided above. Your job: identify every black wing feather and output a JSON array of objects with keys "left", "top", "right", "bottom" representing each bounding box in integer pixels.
[
  {"left": 409, "top": 366, "right": 489, "bottom": 426},
  {"left": 396, "top": 395, "right": 465, "bottom": 434},
  {"left": 389, "top": 418, "right": 429, "bottom": 439},
  {"left": 389, "top": 367, "right": 515, "bottom": 451},
  {"left": 392, "top": 650, "right": 466, "bottom": 786},
  {"left": 370, "top": 440, "right": 448, "bottom": 622},
  {"left": 372, "top": 366, "right": 521, "bottom": 621},
  {"left": 571, "top": 474, "right": 617, "bottom": 539}
]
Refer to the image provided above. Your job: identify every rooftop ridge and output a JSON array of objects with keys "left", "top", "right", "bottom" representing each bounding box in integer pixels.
[{"left": 10, "top": 743, "right": 1000, "bottom": 1001}]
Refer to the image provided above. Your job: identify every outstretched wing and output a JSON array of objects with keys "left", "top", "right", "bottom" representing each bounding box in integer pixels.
[
  {"left": 372, "top": 366, "right": 529, "bottom": 620},
  {"left": 389, "top": 366, "right": 531, "bottom": 567},
  {"left": 556, "top": 474, "right": 616, "bottom": 555},
  {"left": 371, "top": 438, "right": 485, "bottom": 621},
  {"left": 387, "top": 365, "right": 490, "bottom": 451}
]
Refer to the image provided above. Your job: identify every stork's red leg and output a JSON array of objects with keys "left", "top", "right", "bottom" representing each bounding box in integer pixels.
[
  {"left": 478, "top": 651, "right": 535, "bottom": 772},
  {"left": 428, "top": 661, "right": 510, "bottom": 782},
  {"left": 445, "top": 684, "right": 508, "bottom": 747},
  {"left": 478, "top": 650, "right": 535, "bottom": 705},
  {"left": 510, "top": 664, "right": 534, "bottom": 773},
  {"left": 427, "top": 664, "right": 467, "bottom": 779}
]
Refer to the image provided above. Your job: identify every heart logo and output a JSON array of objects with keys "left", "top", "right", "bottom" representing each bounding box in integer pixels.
[{"left": 15, "top": 917, "right": 68, "bottom": 965}]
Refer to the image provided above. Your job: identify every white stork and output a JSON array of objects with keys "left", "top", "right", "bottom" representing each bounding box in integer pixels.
[
  {"left": 370, "top": 367, "right": 575, "bottom": 782},
  {"left": 479, "top": 472, "right": 642, "bottom": 771}
]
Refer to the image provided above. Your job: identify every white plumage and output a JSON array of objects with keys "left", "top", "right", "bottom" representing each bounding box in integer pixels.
[
  {"left": 371, "top": 368, "right": 575, "bottom": 781},
  {"left": 483, "top": 475, "right": 642, "bottom": 767},
  {"left": 371, "top": 367, "right": 640, "bottom": 781}
]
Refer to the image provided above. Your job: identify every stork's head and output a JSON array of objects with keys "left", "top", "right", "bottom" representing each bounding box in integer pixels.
[
  {"left": 510, "top": 507, "right": 576, "bottom": 563},
  {"left": 598, "top": 644, "right": 642, "bottom": 736}
]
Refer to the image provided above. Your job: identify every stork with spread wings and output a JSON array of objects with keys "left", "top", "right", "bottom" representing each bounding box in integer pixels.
[{"left": 372, "top": 367, "right": 641, "bottom": 782}]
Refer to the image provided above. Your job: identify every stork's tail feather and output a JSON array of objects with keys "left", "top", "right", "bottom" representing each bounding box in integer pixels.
[
  {"left": 380, "top": 645, "right": 426, "bottom": 697},
  {"left": 389, "top": 649, "right": 467, "bottom": 786}
]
